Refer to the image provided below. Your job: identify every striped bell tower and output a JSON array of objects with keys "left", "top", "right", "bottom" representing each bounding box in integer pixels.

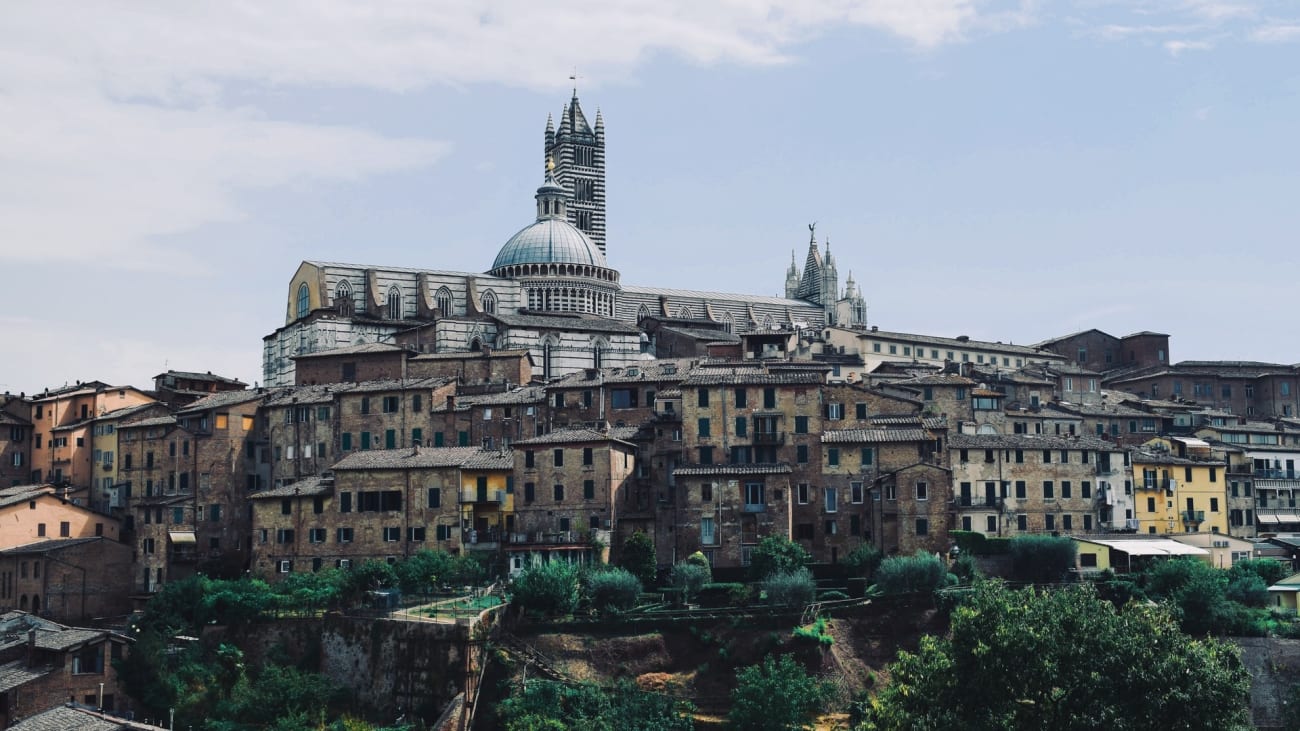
[{"left": 545, "top": 91, "right": 607, "bottom": 255}]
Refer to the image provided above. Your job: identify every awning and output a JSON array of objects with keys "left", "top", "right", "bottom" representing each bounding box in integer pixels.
[
  {"left": 1257, "top": 514, "right": 1300, "bottom": 524},
  {"left": 1083, "top": 538, "right": 1208, "bottom": 557},
  {"left": 167, "top": 531, "right": 196, "bottom": 545}
]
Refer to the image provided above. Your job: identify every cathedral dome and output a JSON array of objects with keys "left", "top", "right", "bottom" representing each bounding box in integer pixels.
[{"left": 492, "top": 217, "right": 607, "bottom": 270}]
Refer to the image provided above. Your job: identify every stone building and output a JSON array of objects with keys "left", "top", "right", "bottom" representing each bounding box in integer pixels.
[
  {"left": 948, "top": 434, "right": 1130, "bottom": 537},
  {"left": 151, "top": 370, "right": 248, "bottom": 408},
  {"left": 0, "top": 395, "right": 32, "bottom": 488},
  {"left": 507, "top": 428, "right": 632, "bottom": 571},
  {"left": 0, "top": 611, "right": 131, "bottom": 724},
  {"left": 1131, "top": 443, "right": 1228, "bottom": 536},
  {"left": 1107, "top": 361, "right": 1300, "bottom": 418},
  {"left": 429, "top": 385, "right": 546, "bottom": 451},
  {"left": 1032, "top": 328, "right": 1170, "bottom": 373},
  {"left": 0, "top": 537, "right": 133, "bottom": 624},
  {"left": 263, "top": 93, "right": 851, "bottom": 387}
]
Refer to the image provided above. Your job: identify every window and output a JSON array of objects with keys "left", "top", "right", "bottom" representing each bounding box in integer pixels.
[
  {"left": 701, "top": 517, "right": 717, "bottom": 545},
  {"left": 827, "top": 448, "right": 839, "bottom": 467},
  {"left": 309, "top": 528, "right": 326, "bottom": 543},
  {"left": 1061, "top": 481, "right": 1072, "bottom": 499},
  {"left": 584, "top": 480, "right": 595, "bottom": 500},
  {"left": 860, "top": 448, "right": 873, "bottom": 466},
  {"left": 427, "top": 487, "right": 441, "bottom": 508},
  {"left": 698, "top": 418, "right": 711, "bottom": 438},
  {"left": 59, "top": 521, "right": 70, "bottom": 537},
  {"left": 1015, "top": 481, "right": 1026, "bottom": 499},
  {"left": 281, "top": 499, "right": 292, "bottom": 515},
  {"left": 382, "top": 396, "right": 399, "bottom": 413},
  {"left": 383, "top": 527, "right": 401, "bottom": 542},
  {"left": 1043, "top": 481, "right": 1054, "bottom": 499},
  {"left": 697, "top": 388, "right": 710, "bottom": 407},
  {"left": 553, "top": 484, "right": 564, "bottom": 501},
  {"left": 296, "top": 282, "right": 310, "bottom": 319},
  {"left": 1045, "top": 514, "right": 1056, "bottom": 531},
  {"left": 524, "top": 482, "right": 536, "bottom": 502},
  {"left": 796, "top": 445, "right": 808, "bottom": 463},
  {"left": 915, "top": 518, "right": 929, "bottom": 536},
  {"left": 276, "top": 528, "right": 295, "bottom": 544},
  {"left": 408, "top": 527, "right": 426, "bottom": 542},
  {"left": 1081, "top": 481, "right": 1092, "bottom": 499},
  {"left": 825, "top": 487, "right": 838, "bottom": 513},
  {"left": 826, "top": 403, "right": 844, "bottom": 420},
  {"left": 36, "top": 523, "right": 45, "bottom": 537},
  {"left": 915, "top": 482, "right": 928, "bottom": 501},
  {"left": 72, "top": 645, "right": 105, "bottom": 675},
  {"left": 795, "top": 416, "right": 808, "bottom": 434},
  {"left": 553, "top": 449, "right": 564, "bottom": 467},
  {"left": 525, "top": 450, "right": 535, "bottom": 468},
  {"left": 851, "top": 482, "right": 864, "bottom": 503},
  {"left": 1017, "top": 514, "right": 1028, "bottom": 531},
  {"left": 734, "top": 388, "right": 747, "bottom": 408},
  {"left": 734, "top": 417, "right": 747, "bottom": 437},
  {"left": 763, "top": 388, "right": 776, "bottom": 409},
  {"left": 611, "top": 388, "right": 638, "bottom": 409},
  {"left": 339, "top": 492, "right": 352, "bottom": 513},
  {"left": 702, "top": 483, "right": 713, "bottom": 502},
  {"left": 744, "top": 482, "right": 765, "bottom": 509},
  {"left": 583, "top": 447, "right": 593, "bottom": 466}
]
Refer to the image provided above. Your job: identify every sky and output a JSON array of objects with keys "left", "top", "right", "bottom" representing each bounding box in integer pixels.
[{"left": 2, "top": 0, "right": 1299, "bottom": 396}]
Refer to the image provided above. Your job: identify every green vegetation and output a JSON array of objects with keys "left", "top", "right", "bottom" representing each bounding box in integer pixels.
[
  {"left": 510, "top": 559, "right": 581, "bottom": 617},
  {"left": 729, "top": 654, "right": 830, "bottom": 731},
  {"left": 586, "top": 567, "right": 643, "bottom": 613},
  {"left": 671, "top": 560, "right": 710, "bottom": 604},
  {"left": 748, "top": 535, "right": 811, "bottom": 581},
  {"left": 858, "top": 582, "right": 1251, "bottom": 731},
  {"left": 496, "top": 679, "right": 694, "bottom": 731},
  {"left": 948, "top": 530, "right": 1010, "bottom": 555},
  {"left": 791, "top": 616, "right": 834, "bottom": 647},
  {"left": 762, "top": 568, "right": 816, "bottom": 607},
  {"left": 840, "top": 544, "right": 882, "bottom": 580},
  {"left": 1007, "top": 534, "right": 1077, "bottom": 584},
  {"left": 619, "top": 530, "right": 658, "bottom": 587},
  {"left": 873, "top": 552, "right": 951, "bottom": 595}
]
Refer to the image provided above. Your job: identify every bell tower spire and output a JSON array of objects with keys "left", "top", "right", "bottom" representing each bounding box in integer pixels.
[{"left": 546, "top": 88, "right": 606, "bottom": 256}]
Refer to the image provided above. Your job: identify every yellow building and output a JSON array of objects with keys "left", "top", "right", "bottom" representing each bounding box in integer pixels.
[
  {"left": 88, "top": 402, "right": 170, "bottom": 514},
  {"left": 1132, "top": 439, "right": 1228, "bottom": 536},
  {"left": 458, "top": 451, "right": 515, "bottom": 547},
  {"left": 29, "top": 383, "right": 154, "bottom": 489}
]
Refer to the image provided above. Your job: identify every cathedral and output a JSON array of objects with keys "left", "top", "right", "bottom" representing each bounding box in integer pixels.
[{"left": 263, "top": 93, "right": 868, "bottom": 387}]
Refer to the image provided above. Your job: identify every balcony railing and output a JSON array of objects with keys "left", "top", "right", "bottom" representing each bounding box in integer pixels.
[
  {"left": 752, "top": 431, "right": 785, "bottom": 445},
  {"left": 1181, "top": 510, "right": 1205, "bottom": 523},
  {"left": 460, "top": 488, "right": 506, "bottom": 504},
  {"left": 1255, "top": 469, "right": 1300, "bottom": 480},
  {"left": 955, "top": 497, "right": 1000, "bottom": 509},
  {"left": 743, "top": 503, "right": 766, "bottom": 513}
]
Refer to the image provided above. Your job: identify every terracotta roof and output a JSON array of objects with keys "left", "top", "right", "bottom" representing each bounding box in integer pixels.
[
  {"left": 8, "top": 705, "right": 162, "bottom": 731},
  {"left": 343, "top": 377, "right": 453, "bottom": 394},
  {"left": 431, "top": 387, "right": 544, "bottom": 412},
  {"left": 118, "top": 415, "right": 178, "bottom": 429},
  {"left": 673, "top": 463, "right": 793, "bottom": 476},
  {"left": 681, "top": 371, "right": 823, "bottom": 386},
  {"left": 176, "top": 389, "right": 262, "bottom": 414},
  {"left": 0, "top": 537, "right": 106, "bottom": 555},
  {"left": 1130, "top": 449, "right": 1223, "bottom": 467},
  {"left": 155, "top": 370, "right": 248, "bottom": 386},
  {"left": 893, "top": 374, "right": 976, "bottom": 386},
  {"left": 949, "top": 434, "right": 1120, "bottom": 451},
  {"left": 514, "top": 428, "right": 635, "bottom": 448},
  {"left": 458, "top": 451, "right": 515, "bottom": 470},
  {"left": 250, "top": 476, "right": 334, "bottom": 499},
  {"left": 331, "top": 447, "right": 485, "bottom": 470},
  {"left": 0, "top": 660, "right": 54, "bottom": 694},
  {"left": 823, "top": 429, "right": 932, "bottom": 444},
  {"left": 843, "top": 327, "right": 1057, "bottom": 357},
  {"left": 263, "top": 383, "right": 355, "bottom": 406}
]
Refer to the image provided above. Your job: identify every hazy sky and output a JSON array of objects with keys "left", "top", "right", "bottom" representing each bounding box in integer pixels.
[{"left": 3, "top": 1, "right": 1299, "bottom": 395}]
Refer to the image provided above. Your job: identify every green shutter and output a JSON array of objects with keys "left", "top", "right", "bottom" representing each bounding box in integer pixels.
[{"left": 341, "top": 433, "right": 352, "bottom": 451}]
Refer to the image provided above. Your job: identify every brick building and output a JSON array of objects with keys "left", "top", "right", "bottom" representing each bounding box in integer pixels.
[
  {"left": 0, "top": 612, "right": 131, "bottom": 725},
  {"left": 1107, "top": 361, "right": 1300, "bottom": 418},
  {"left": 0, "top": 395, "right": 32, "bottom": 488},
  {"left": 151, "top": 370, "right": 248, "bottom": 408},
  {"left": 28, "top": 383, "right": 154, "bottom": 488},
  {"left": 0, "top": 538, "right": 133, "bottom": 623},
  {"left": 1033, "top": 328, "right": 1169, "bottom": 373}
]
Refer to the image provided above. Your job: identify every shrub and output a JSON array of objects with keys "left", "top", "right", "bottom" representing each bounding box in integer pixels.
[
  {"left": 684, "top": 551, "right": 713, "bottom": 582},
  {"left": 697, "top": 582, "right": 749, "bottom": 608},
  {"left": 792, "top": 617, "right": 834, "bottom": 647},
  {"left": 1230, "top": 558, "right": 1288, "bottom": 588},
  {"left": 729, "top": 654, "right": 830, "bottom": 731},
  {"left": 1226, "top": 572, "right": 1268, "bottom": 608},
  {"left": 671, "top": 561, "right": 710, "bottom": 604},
  {"left": 763, "top": 568, "right": 816, "bottom": 607},
  {"left": 951, "top": 554, "right": 981, "bottom": 584},
  {"left": 818, "top": 590, "right": 849, "bottom": 601},
  {"left": 749, "top": 535, "right": 811, "bottom": 581},
  {"left": 841, "top": 544, "right": 883, "bottom": 580},
  {"left": 511, "top": 559, "right": 580, "bottom": 617},
  {"left": 875, "top": 553, "right": 949, "bottom": 595},
  {"left": 1008, "top": 535, "right": 1077, "bottom": 584},
  {"left": 586, "top": 567, "right": 642, "bottom": 613},
  {"left": 619, "top": 531, "right": 657, "bottom": 587}
]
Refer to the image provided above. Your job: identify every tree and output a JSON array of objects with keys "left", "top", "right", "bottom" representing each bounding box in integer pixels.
[
  {"left": 748, "top": 536, "right": 811, "bottom": 581},
  {"left": 620, "top": 531, "right": 658, "bottom": 587},
  {"left": 671, "top": 561, "right": 709, "bottom": 604},
  {"left": 858, "top": 582, "right": 1251, "bottom": 731},
  {"left": 587, "top": 567, "right": 642, "bottom": 613},
  {"left": 729, "top": 654, "right": 829, "bottom": 731},
  {"left": 511, "top": 559, "right": 580, "bottom": 616},
  {"left": 841, "top": 544, "right": 882, "bottom": 580},
  {"left": 1143, "top": 557, "right": 1242, "bottom": 635},
  {"left": 763, "top": 568, "right": 816, "bottom": 607},
  {"left": 873, "top": 553, "right": 950, "bottom": 595},
  {"left": 1007, "top": 534, "right": 1077, "bottom": 584}
]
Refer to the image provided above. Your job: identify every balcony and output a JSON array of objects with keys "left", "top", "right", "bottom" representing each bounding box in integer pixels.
[
  {"left": 955, "top": 496, "right": 1000, "bottom": 510},
  {"left": 752, "top": 431, "right": 785, "bottom": 445},
  {"left": 1181, "top": 510, "right": 1205, "bottom": 524},
  {"left": 1255, "top": 469, "right": 1299, "bottom": 480},
  {"left": 743, "top": 503, "right": 766, "bottom": 513},
  {"left": 460, "top": 488, "right": 506, "bottom": 504}
]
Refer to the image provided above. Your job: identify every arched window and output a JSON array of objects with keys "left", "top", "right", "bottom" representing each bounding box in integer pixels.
[
  {"left": 386, "top": 286, "right": 401, "bottom": 321},
  {"left": 436, "top": 287, "right": 453, "bottom": 316},
  {"left": 335, "top": 280, "right": 353, "bottom": 316},
  {"left": 296, "top": 283, "right": 310, "bottom": 319},
  {"left": 636, "top": 304, "right": 651, "bottom": 323},
  {"left": 18, "top": 595, "right": 26, "bottom": 610},
  {"left": 762, "top": 314, "right": 776, "bottom": 330},
  {"left": 593, "top": 338, "right": 607, "bottom": 369},
  {"left": 676, "top": 306, "right": 693, "bottom": 319},
  {"left": 30, "top": 595, "right": 38, "bottom": 613},
  {"left": 480, "top": 290, "right": 497, "bottom": 315},
  {"left": 721, "top": 312, "right": 734, "bottom": 334}
]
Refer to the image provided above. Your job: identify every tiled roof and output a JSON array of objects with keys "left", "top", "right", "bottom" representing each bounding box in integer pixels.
[
  {"left": 344, "top": 377, "right": 453, "bottom": 394},
  {"left": 262, "top": 383, "right": 356, "bottom": 406},
  {"left": 0, "top": 537, "right": 105, "bottom": 555},
  {"left": 331, "top": 447, "right": 485, "bottom": 470},
  {"left": 95, "top": 402, "right": 166, "bottom": 423},
  {"left": 681, "top": 371, "right": 823, "bottom": 386},
  {"left": 119, "top": 415, "right": 178, "bottom": 429},
  {"left": 949, "top": 434, "right": 1120, "bottom": 451},
  {"left": 250, "top": 476, "right": 334, "bottom": 500},
  {"left": 549, "top": 360, "right": 694, "bottom": 388},
  {"left": 459, "top": 451, "right": 515, "bottom": 470},
  {"left": 176, "top": 389, "right": 262, "bottom": 414},
  {"left": 514, "top": 428, "right": 635, "bottom": 447},
  {"left": 411, "top": 348, "right": 532, "bottom": 361},
  {"left": 823, "top": 429, "right": 932, "bottom": 444},
  {"left": 0, "top": 486, "right": 54, "bottom": 509},
  {"left": 0, "top": 660, "right": 54, "bottom": 693},
  {"left": 893, "top": 374, "right": 976, "bottom": 386},
  {"left": 608, "top": 425, "right": 642, "bottom": 442},
  {"left": 842, "top": 327, "right": 1057, "bottom": 357},
  {"left": 156, "top": 370, "right": 248, "bottom": 386},
  {"left": 660, "top": 326, "right": 741, "bottom": 344},
  {"left": 657, "top": 389, "right": 682, "bottom": 398},
  {"left": 1129, "top": 449, "right": 1222, "bottom": 467},
  {"left": 291, "top": 342, "right": 406, "bottom": 359},
  {"left": 862, "top": 416, "right": 948, "bottom": 430},
  {"left": 35, "top": 628, "right": 111, "bottom": 651},
  {"left": 432, "top": 387, "right": 544, "bottom": 412},
  {"left": 673, "top": 463, "right": 793, "bottom": 476},
  {"left": 622, "top": 284, "right": 822, "bottom": 309},
  {"left": 0, "top": 412, "right": 30, "bottom": 426},
  {"left": 7, "top": 705, "right": 152, "bottom": 731},
  {"left": 1050, "top": 401, "right": 1151, "bottom": 419},
  {"left": 491, "top": 312, "right": 642, "bottom": 335}
]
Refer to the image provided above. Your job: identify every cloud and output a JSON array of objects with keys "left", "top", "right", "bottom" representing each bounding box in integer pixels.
[
  {"left": 0, "top": 1, "right": 1028, "bottom": 269},
  {"left": 1250, "top": 22, "right": 1300, "bottom": 42},
  {"left": 1164, "top": 38, "right": 1215, "bottom": 53}
]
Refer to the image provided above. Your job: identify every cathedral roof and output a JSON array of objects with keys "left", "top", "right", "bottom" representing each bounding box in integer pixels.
[{"left": 493, "top": 215, "right": 606, "bottom": 269}]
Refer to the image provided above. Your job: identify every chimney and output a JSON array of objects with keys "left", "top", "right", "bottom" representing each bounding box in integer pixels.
[
  {"left": 26, "top": 629, "right": 36, "bottom": 667},
  {"left": 446, "top": 395, "right": 456, "bottom": 410}
]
